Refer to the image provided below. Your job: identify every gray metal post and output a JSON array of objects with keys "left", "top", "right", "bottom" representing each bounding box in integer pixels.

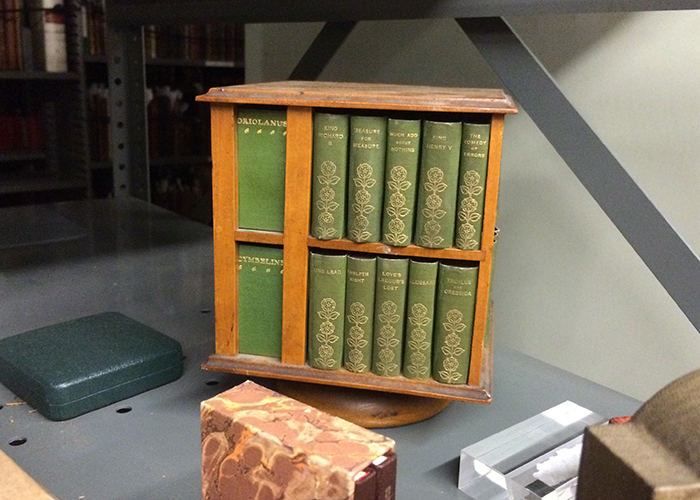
[
  {"left": 106, "top": 22, "right": 150, "bottom": 201},
  {"left": 457, "top": 17, "right": 700, "bottom": 333},
  {"left": 288, "top": 22, "right": 357, "bottom": 80}
]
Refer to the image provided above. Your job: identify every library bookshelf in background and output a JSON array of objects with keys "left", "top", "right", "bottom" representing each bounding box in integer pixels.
[{"left": 197, "top": 81, "right": 517, "bottom": 419}]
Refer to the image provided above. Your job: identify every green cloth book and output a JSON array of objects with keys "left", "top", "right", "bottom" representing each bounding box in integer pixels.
[
  {"left": 311, "top": 112, "right": 349, "bottom": 240},
  {"left": 372, "top": 257, "right": 409, "bottom": 377},
  {"left": 455, "top": 122, "right": 491, "bottom": 250},
  {"left": 237, "top": 106, "right": 287, "bottom": 232},
  {"left": 347, "top": 115, "right": 387, "bottom": 243},
  {"left": 433, "top": 261, "right": 479, "bottom": 385},
  {"left": 414, "top": 120, "right": 462, "bottom": 249},
  {"left": 307, "top": 251, "right": 348, "bottom": 370},
  {"left": 381, "top": 118, "right": 422, "bottom": 247},
  {"left": 237, "top": 243, "right": 284, "bottom": 357},
  {"left": 343, "top": 254, "right": 377, "bottom": 373},
  {"left": 402, "top": 259, "right": 438, "bottom": 380}
]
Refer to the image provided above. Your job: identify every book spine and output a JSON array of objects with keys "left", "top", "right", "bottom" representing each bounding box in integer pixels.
[
  {"left": 402, "top": 259, "right": 438, "bottom": 380},
  {"left": 372, "top": 257, "right": 409, "bottom": 377},
  {"left": 38, "top": 0, "right": 67, "bottom": 72},
  {"left": 373, "top": 452, "right": 397, "bottom": 500},
  {"left": 347, "top": 115, "right": 387, "bottom": 243},
  {"left": 414, "top": 120, "right": 462, "bottom": 249},
  {"left": 343, "top": 255, "right": 376, "bottom": 373},
  {"left": 15, "top": 0, "right": 23, "bottom": 70},
  {"left": 236, "top": 106, "right": 287, "bottom": 232},
  {"left": 21, "top": 22, "right": 33, "bottom": 71},
  {"left": 433, "top": 262, "right": 478, "bottom": 384},
  {"left": 237, "top": 244, "right": 284, "bottom": 358},
  {"left": 381, "top": 118, "right": 421, "bottom": 247},
  {"left": 0, "top": 0, "right": 6, "bottom": 70},
  {"left": 310, "top": 112, "right": 349, "bottom": 240},
  {"left": 455, "top": 123, "right": 491, "bottom": 250},
  {"left": 5, "top": 0, "right": 18, "bottom": 70},
  {"left": 353, "top": 467, "right": 377, "bottom": 500},
  {"left": 307, "top": 251, "right": 347, "bottom": 370}
]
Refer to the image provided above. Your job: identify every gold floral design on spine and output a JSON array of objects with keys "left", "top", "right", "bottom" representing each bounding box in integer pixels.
[
  {"left": 350, "top": 162, "right": 376, "bottom": 242},
  {"left": 438, "top": 309, "right": 467, "bottom": 383},
  {"left": 345, "top": 302, "right": 369, "bottom": 373},
  {"left": 456, "top": 170, "right": 483, "bottom": 250},
  {"left": 384, "top": 166, "right": 411, "bottom": 246},
  {"left": 420, "top": 167, "right": 448, "bottom": 248},
  {"left": 376, "top": 301, "right": 401, "bottom": 376},
  {"left": 315, "top": 298, "right": 340, "bottom": 369},
  {"left": 315, "top": 161, "right": 341, "bottom": 239},
  {"left": 406, "top": 303, "right": 431, "bottom": 377}
]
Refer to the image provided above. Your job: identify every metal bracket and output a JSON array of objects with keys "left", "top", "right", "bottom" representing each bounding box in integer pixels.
[
  {"left": 457, "top": 16, "right": 700, "bottom": 333},
  {"left": 288, "top": 21, "right": 358, "bottom": 80}
]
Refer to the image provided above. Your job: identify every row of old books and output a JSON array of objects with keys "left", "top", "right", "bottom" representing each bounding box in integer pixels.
[
  {"left": 0, "top": 0, "right": 68, "bottom": 72},
  {"left": 0, "top": 111, "right": 42, "bottom": 152},
  {"left": 79, "top": 0, "right": 244, "bottom": 63},
  {"left": 87, "top": 80, "right": 211, "bottom": 162},
  {"left": 307, "top": 251, "right": 479, "bottom": 385},
  {"left": 151, "top": 168, "right": 207, "bottom": 218},
  {"left": 311, "top": 112, "right": 491, "bottom": 250},
  {"left": 147, "top": 84, "right": 211, "bottom": 159},
  {"left": 235, "top": 243, "right": 479, "bottom": 385},
  {"left": 234, "top": 107, "right": 491, "bottom": 251},
  {"left": 87, "top": 82, "right": 109, "bottom": 161},
  {"left": 143, "top": 23, "right": 244, "bottom": 63},
  {"left": 80, "top": 0, "right": 104, "bottom": 57}
]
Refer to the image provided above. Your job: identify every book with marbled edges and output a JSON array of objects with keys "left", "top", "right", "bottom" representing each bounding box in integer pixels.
[
  {"left": 201, "top": 380, "right": 395, "bottom": 500},
  {"left": 372, "top": 257, "right": 409, "bottom": 377},
  {"left": 414, "top": 120, "right": 462, "bottom": 249},
  {"left": 402, "top": 259, "right": 438, "bottom": 380},
  {"left": 311, "top": 112, "right": 349, "bottom": 240},
  {"left": 455, "top": 122, "right": 491, "bottom": 250},
  {"left": 433, "top": 261, "right": 478, "bottom": 384},
  {"left": 344, "top": 255, "right": 377, "bottom": 373},
  {"left": 381, "top": 118, "right": 421, "bottom": 247},
  {"left": 347, "top": 115, "right": 387, "bottom": 243},
  {"left": 237, "top": 106, "right": 287, "bottom": 232},
  {"left": 237, "top": 243, "right": 284, "bottom": 357},
  {"left": 308, "top": 251, "right": 347, "bottom": 370}
]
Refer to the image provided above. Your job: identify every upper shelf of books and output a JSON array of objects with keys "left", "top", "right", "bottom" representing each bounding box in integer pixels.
[{"left": 197, "top": 80, "right": 518, "bottom": 114}]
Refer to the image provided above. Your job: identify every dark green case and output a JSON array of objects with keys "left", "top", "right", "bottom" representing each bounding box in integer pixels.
[{"left": 0, "top": 312, "right": 184, "bottom": 421}]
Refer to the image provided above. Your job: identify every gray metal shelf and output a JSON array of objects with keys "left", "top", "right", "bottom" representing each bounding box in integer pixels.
[{"left": 0, "top": 198, "right": 642, "bottom": 500}]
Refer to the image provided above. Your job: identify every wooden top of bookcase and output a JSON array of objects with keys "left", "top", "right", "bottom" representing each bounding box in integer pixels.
[{"left": 197, "top": 80, "right": 518, "bottom": 114}]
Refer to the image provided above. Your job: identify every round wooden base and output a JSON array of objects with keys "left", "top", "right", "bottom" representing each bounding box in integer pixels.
[{"left": 275, "top": 380, "right": 452, "bottom": 428}]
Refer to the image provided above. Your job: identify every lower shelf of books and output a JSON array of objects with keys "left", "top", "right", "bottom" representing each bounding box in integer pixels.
[{"left": 202, "top": 318, "right": 493, "bottom": 404}]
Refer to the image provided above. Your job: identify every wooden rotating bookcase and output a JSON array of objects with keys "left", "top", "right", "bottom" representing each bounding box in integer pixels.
[{"left": 197, "top": 81, "right": 517, "bottom": 414}]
